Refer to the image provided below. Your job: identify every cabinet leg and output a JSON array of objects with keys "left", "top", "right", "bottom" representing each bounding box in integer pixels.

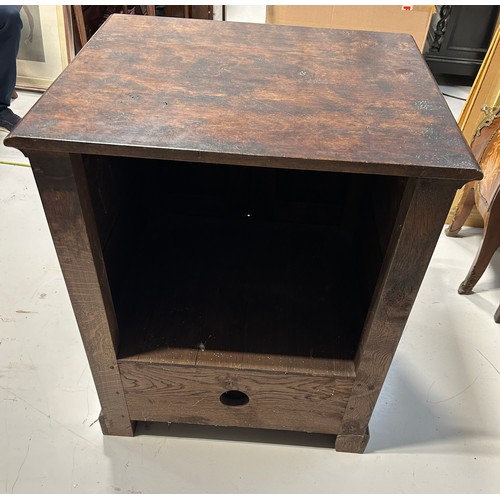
[
  {"left": 99, "top": 410, "right": 136, "bottom": 437},
  {"left": 335, "top": 428, "right": 370, "bottom": 453}
]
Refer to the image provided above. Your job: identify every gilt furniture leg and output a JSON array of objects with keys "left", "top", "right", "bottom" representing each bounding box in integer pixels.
[{"left": 445, "top": 183, "right": 475, "bottom": 237}]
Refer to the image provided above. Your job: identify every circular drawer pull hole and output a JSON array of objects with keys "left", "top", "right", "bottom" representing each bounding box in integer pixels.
[{"left": 220, "top": 390, "right": 249, "bottom": 407}]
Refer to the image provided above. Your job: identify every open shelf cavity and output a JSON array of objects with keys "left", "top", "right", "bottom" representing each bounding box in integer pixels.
[{"left": 83, "top": 155, "right": 404, "bottom": 378}]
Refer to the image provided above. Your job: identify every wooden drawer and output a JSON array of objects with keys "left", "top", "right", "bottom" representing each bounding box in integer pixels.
[{"left": 119, "top": 361, "right": 355, "bottom": 434}]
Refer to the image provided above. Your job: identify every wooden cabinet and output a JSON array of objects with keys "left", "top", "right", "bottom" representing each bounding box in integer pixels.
[{"left": 5, "top": 15, "right": 481, "bottom": 453}]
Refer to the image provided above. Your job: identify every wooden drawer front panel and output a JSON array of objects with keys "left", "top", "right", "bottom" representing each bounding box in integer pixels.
[{"left": 119, "top": 362, "right": 354, "bottom": 434}]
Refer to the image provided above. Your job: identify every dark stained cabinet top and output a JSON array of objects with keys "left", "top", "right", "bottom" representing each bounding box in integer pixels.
[{"left": 6, "top": 15, "right": 481, "bottom": 181}]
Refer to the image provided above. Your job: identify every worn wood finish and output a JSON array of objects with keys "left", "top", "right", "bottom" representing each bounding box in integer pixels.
[
  {"left": 119, "top": 361, "right": 354, "bottom": 434},
  {"left": 338, "top": 177, "right": 463, "bottom": 451},
  {"left": 335, "top": 429, "right": 370, "bottom": 454},
  {"left": 28, "top": 151, "right": 134, "bottom": 436},
  {"left": 6, "top": 17, "right": 483, "bottom": 452},
  {"left": 6, "top": 15, "right": 479, "bottom": 182}
]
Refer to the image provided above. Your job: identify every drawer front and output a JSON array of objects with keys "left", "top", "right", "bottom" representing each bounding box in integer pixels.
[{"left": 119, "top": 361, "right": 354, "bottom": 434}]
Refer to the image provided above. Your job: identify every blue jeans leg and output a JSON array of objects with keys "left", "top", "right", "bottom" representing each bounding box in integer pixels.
[{"left": 0, "top": 6, "right": 22, "bottom": 111}]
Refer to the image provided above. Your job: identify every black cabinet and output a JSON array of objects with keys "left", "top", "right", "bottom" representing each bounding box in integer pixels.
[{"left": 425, "top": 5, "right": 499, "bottom": 78}]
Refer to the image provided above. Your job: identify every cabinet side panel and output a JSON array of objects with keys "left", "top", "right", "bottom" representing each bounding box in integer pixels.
[
  {"left": 341, "top": 178, "right": 462, "bottom": 439},
  {"left": 28, "top": 151, "right": 134, "bottom": 436}
]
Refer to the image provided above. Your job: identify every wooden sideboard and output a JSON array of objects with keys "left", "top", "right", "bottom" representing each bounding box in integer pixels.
[{"left": 5, "top": 15, "right": 481, "bottom": 453}]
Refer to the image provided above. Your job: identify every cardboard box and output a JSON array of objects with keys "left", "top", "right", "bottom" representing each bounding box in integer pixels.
[{"left": 266, "top": 5, "right": 435, "bottom": 52}]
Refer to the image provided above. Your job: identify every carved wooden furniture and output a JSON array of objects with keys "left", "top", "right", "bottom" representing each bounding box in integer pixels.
[
  {"left": 446, "top": 26, "right": 500, "bottom": 229},
  {"left": 446, "top": 109, "right": 500, "bottom": 320},
  {"left": 424, "top": 5, "right": 499, "bottom": 78},
  {"left": 5, "top": 16, "right": 481, "bottom": 453}
]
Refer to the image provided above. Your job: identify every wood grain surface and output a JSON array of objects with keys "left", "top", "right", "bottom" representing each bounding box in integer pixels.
[
  {"left": 338, "top": 177, "right": 462, "bottom": 446},
  {"left": 6, "top": 15, "right": 480, "bottom": 181},
  {"left": 10, "top": 16, "right": 484, "bottom": 450},
  {"left": 28, "top": 151, "right": 134, "bottom": 436},
  {"left": 118, "top": 361, "right": 354, "bottom": 434}
]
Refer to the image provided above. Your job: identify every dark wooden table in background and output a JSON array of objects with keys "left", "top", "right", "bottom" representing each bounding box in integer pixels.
[{"left": 6, "top": 15, "right": 481, "bottom": 453}]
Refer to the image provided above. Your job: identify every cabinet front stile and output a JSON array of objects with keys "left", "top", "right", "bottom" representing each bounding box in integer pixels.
[{"left": 27, "top": 151, "right": 134, "bottom": 436}]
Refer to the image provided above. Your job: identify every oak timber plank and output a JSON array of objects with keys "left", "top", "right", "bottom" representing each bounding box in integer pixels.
[
  {"left": 196, "top": 353, "right": 356, "bottom": 378},
  {"left": 338, "top": 177, "right": 463, "bottom": 445},
  {"left": 118, "top": 361, "right": 354, "bottom": 434},
  {"left": 28, "top": 151, "right": 134, "bottom": 436}
]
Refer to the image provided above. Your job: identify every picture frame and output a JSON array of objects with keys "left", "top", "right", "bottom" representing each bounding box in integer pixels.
[
  {"left": 446, "top": 25, "right": 500, "bottom": 227},
  {"left": 16, "top": 5, "right": 73, "bottom": 91}
]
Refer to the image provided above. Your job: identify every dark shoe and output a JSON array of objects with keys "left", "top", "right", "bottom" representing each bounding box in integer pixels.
[
  {"left": 0, "top": 108, "right": 21, "bottom": 133},
  {"left": 11, "top": 90, "right": 18, "bottom": 100}
]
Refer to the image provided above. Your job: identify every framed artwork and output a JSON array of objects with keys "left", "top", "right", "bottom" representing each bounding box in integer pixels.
[
  {"left": 16, "top": 5, "right": 73, "bottom": 91},
  {"left": 446, "top": 25, "right": 500, "bottom": 227}
]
